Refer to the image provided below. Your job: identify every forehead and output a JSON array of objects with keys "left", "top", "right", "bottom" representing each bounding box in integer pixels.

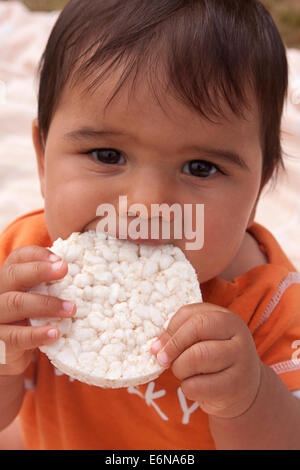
[{"left": 54, "top": 64, "right": 261, "bottom": 147}]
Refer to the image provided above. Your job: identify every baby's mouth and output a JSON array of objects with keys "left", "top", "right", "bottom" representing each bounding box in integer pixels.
[
  {"left": 118, "top": 234, "right": 165, "bottom": 247},
  {"left": 83, "top": 218, "right": 174, "bottom": 247}
]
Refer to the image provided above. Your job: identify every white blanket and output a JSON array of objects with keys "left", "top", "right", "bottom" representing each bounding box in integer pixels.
[{"left": 0, "top": 1, "right": 300, "bottom": 270}]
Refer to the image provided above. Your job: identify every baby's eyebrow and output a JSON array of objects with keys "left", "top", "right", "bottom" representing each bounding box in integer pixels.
[
  {"left": 184, "top": 145, "right": 251, "bottom": 172},
  {"left": 63, "top": 126, "right": 127, "bottom": 142}
]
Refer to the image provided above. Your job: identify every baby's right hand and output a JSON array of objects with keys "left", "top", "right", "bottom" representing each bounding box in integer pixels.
[{"left": 0, "top": 246, "right": 76, "bottom": 376}]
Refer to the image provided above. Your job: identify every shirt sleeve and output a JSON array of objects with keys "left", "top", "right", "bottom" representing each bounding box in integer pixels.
[{"left": 252, "top": 274, "right": 300, "bottom": 391}]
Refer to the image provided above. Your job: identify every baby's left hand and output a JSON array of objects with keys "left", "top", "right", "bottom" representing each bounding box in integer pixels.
[{"left": 151, "top": 303, "right": 262, "bottom": 419}]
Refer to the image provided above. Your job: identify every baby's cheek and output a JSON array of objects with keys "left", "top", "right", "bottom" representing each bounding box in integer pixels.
[
  {"left": 44, "top": 176, "right": 94, "bottom": 238},
  {"left": 182, "top": 216, "right": 243, "bottom": 282},
  {"left": 44, "top": 193, "right": 78, "bottom": 241}
]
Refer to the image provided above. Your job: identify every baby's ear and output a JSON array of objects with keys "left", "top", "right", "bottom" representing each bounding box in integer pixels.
[{"left": 32, "top": 118, "right": 45, "bottom": 199}]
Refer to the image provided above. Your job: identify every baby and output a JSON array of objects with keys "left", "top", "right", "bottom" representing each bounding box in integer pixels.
[{"left": 0, "top": 0, "right": 300, "bottom": 450}]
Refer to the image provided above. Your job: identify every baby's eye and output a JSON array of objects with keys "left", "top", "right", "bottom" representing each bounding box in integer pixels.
[
  {"left": 90, "top": 149, "right": 126, "bottom": 165},
  {"left": 182, "top": 160, "right": 220, "bottom": 178}
]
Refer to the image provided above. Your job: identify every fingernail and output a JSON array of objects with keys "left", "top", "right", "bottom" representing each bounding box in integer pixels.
[
  {"left": 157, "top": 350, "right": 169, "bottom": 367},
  {"left": 52, "top": 260, "right": 64, "bottom": 271},
  {"left": 151, "top": 340, "right": 162, "bottom": 354},
  {"left": 62, "top": 301, "right": 75, "bottom": 314},
  {"left": 49, "top": 254, "right": 61, "bottom": 263},
  {"left": 47, "top": 329, "right": 58, "bottom": 339}
]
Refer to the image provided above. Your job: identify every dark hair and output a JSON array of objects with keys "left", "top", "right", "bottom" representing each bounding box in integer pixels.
[{"left": 37, "top": 0, "right": 288, "bottom": 188}]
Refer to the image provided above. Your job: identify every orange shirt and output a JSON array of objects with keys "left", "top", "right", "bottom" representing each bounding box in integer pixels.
[{"left": 0, "top": 209, "right": 300, "bottom": 450}]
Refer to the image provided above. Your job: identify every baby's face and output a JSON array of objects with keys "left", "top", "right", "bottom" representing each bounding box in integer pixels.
[{"left": 33, "top": 69, "right": 263, "bottom": 283}]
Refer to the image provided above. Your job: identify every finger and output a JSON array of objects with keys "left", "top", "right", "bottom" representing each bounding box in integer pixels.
[
  {"left": 151, "top": 303, "right": 206, "bottom": 354},
  {"left": 0, "top": 324, "right": 60, "bottom": 357},
  {"left": 183, "top": 365, "right": 261, "bottom": 418},
  {"left": 0, "top": 291, "right": 76, "bottom": 324},
  {"left": 154, "top": 309, "right": 241, "bottom": 368},
  {"left": 0, "top": 259, "right": 68, "bottom": 294},
  {"left": 151, "top": 303, "right": 230, "bottom": 355},
  {"left": 3, "top": 246, "right": 61, "bottom": 267},
  {"left": 171, "top": 339, "right": 235, "bottom": 380},
  {"left": 180, "top": 367, "right": 237, "bottom": 412}
]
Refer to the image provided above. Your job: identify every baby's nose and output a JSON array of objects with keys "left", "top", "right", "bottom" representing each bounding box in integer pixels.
[{"left": 120, "top": 168, "right": 174, "bottom": 216}]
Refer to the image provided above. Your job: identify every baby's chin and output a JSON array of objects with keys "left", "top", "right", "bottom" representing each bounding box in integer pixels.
[{"left": 182, "top": 252, "right": 234, "bottom": 285}]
